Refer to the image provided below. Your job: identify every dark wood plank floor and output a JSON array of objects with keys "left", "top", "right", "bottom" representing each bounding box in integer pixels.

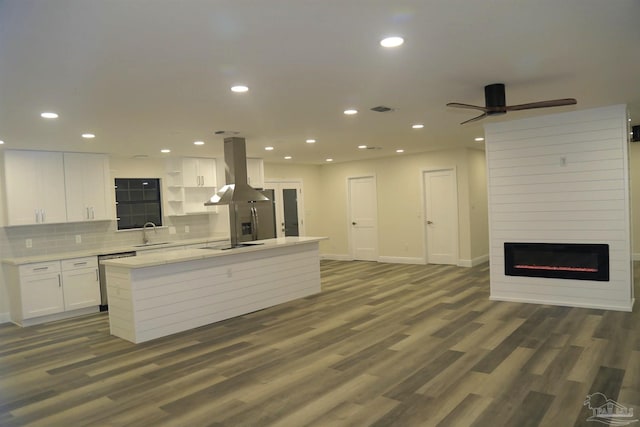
[{"left": 0, "top": 260, "right": 638, "bottom": 426}]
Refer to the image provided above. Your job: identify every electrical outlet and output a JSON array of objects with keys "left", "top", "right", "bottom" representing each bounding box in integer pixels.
[
  {"left": 185, "top": 225, "right": 190, "bottom": 233},
  {"left": 75, "top": 234, "right": 82, "bottom": 244},
  {"left": 25, "top": 239, "right": 32, "bottom": 248}
]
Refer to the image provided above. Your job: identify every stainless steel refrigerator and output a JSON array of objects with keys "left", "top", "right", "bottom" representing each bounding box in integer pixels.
[{"left": 233, "top": 189, "right": 277, "bottom": 242}]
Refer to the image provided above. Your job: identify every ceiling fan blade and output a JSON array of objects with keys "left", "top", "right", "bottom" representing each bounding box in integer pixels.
[
  {"left": 505, "top": 98, "right": 577, "bottom": 111},
  {"left": 460, "top": 112, "right": 487, "bottom": 125},
  {"left": 446, "top": 102, "right": 488, "bottom": 112}
]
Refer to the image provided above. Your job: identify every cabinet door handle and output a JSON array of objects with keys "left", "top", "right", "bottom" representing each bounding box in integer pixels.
[
  {"left": 58, "top": 274, "right": 61, "bottom": 287},
  {"left": 33, "top": 266, "right": 49, "bottom": 271},
  {"left": 73, "top": 262, "right": 88, "bottom": 266},
  {"left": 41, "top": 209, "right": 46, "bottom": 223},
  {"left": 91, "top": 207, "right": 95, "bottom": 219},
  {"left": 95, "top": 268, "right": 99, "bottom": 281},
  {"left": 86, "top": 207, "right": 90, "bottom": 219}
]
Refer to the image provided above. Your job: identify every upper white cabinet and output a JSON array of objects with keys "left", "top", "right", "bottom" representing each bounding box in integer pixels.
[
  {"left": 165, "top": 157, "right": 218, "bottom": 215},
  {"left": 4, "top": 150, "right": 67, "bottom": 225},
  {"left": 181, "top": 157, "right": 217, "bottom": 187},
  {"left": 64, "top": 153, "right": 111, "bottom": 222},
  {"left": 247, "top": 158, "right": 264, "bottom": 189}
]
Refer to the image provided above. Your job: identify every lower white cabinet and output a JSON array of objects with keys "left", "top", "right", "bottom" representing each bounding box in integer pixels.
[
  {"left": 61, "top": 257, "right": 100, "bottom": 310},
  {"left": 19, "top": 261, "right": 64, "bottom": 319},
  {"left": 5, "top": 256, "right": 100, "bottom": 326}
]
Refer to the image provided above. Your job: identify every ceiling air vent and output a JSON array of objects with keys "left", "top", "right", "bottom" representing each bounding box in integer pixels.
[{"left": 370, "top": 105, "right": 395, "bottom": 113}]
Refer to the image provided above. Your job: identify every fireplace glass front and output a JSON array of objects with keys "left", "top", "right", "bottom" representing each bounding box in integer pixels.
[{"left": 504, "top": 242, "right": 609, "bottom": 281}]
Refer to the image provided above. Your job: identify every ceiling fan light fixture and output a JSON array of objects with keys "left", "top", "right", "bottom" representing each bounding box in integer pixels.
[{"left": 447, "top": 83, "right": 577, "bottom": 125}]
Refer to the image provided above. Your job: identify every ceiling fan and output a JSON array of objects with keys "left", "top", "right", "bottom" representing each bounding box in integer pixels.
[{"left": 447, "top": 83, "right": 577, "bottom": 125}]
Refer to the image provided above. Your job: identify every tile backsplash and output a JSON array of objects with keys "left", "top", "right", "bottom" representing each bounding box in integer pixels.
[{"left": 0, "top": 215, "right": 216, "bottom": 258}]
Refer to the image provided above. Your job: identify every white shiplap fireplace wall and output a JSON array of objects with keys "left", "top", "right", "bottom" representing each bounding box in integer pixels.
[{"left": 485, "top": 104, "right": 634, "bottom": 312}]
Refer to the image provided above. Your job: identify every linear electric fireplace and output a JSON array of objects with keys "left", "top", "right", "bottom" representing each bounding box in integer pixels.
[{"left": 504, "top": 243, "right": 609, "bottom": 282}]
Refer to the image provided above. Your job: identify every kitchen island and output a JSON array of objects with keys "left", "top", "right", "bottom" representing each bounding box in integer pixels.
[{"left": 101, "top": 236, "right": 326, "bottom": 343}]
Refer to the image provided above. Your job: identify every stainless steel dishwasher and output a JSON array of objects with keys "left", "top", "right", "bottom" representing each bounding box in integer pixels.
[{"left": 98, "top": 251, "right": 136, "bottom": 311}]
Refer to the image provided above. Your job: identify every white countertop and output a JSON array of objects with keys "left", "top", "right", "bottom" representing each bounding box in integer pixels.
[
  {"left": 101, "top": 236, "right": 328, "bottom": 269},
  {"left": 1, "top": 235, "right": 230, "bottom": 266}
]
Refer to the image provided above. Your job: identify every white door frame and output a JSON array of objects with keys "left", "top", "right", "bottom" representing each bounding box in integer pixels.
[
  {"left": 421, "top": 167, "right": 459, "bottom": 265},
  {"left": 264, "top": 179, "right": 306, "bottom": 236},
  {"left": 347, "top": 175, "right": 378, "bottom": 261}
]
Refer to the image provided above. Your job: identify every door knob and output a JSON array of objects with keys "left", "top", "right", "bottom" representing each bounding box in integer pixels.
[
  {"left": 352, "top": 222, "right": 357, "bottom": 225},
  {"left": 427, "top": 220, "right": 433, "bottom": 224}
]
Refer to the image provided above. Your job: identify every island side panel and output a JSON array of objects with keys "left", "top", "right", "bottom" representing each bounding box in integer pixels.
[
  {"left": 121, "top": 242, "right": 321, "bottom": 343},
  {"left": 105, "top": 266, "right": 137, "bottom": 343}
]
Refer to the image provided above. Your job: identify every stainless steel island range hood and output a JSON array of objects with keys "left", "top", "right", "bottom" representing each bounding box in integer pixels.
[
  {"left": 205, "top": 137, "right": 271, "bottom": 248},
  {"left": 205, "top": 136, "right": 269, "bottom": 205}
]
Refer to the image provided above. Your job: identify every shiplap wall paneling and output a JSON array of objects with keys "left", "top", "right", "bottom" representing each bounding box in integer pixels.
[{"left": 485, "top": 104, "right": 633, "bottom": 311}]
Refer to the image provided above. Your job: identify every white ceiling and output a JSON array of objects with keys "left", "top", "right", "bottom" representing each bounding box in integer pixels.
[{"left": 1, "top": 0, "right": 639, "bottom": 164}]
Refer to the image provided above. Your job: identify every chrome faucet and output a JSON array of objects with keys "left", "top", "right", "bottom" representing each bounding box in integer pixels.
[{"left": 142, "top": 222, "right": 156, "bottom": 244}]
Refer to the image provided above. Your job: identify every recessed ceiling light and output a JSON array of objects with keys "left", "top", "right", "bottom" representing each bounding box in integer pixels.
[
  {"left": 474, "top": 137, "right": 485, "bottom": 142},
  {"left": 193, "top": 141, "right": 205, "bottom": 145},
  {"left": 81, "top": 133, "right": 95, "bottom": 139},
  {"left": 284, "top": 156, "right": 292, "bottom": 160},
  {"left": 326, "top": 158, "right": 333, "bottom": 162},
  {"left": 306, "top": 139, "right": 316, "bottom": 144},
  {"left": 0, "top": 140, "right": 4, "bottom": 145},
  {"left": 396, "top": 149, "right": 404, "bottom": 153},
  {"left": 358, "top": 145, "right": 367, "bottom": 149},
  {"left": 160, "top": 149, "right": 171, "bottom": 153},
  {"left": 412, "top": 124, "right": 424, "bottom": 129},
  {"left": 265, "top": 146, "right": 274, "bottom": 151},
  {"left": 40, "top": 112, "right": 58, "bottom": 119},
  {"left": 344, "top": 109, "right": 358, "bottom": 115},
  {"left": 231, "top": 85, "right": 249, "bottom": 93},
  {"left": 380, "top": 36, "right": 404, "bottom": 48}
]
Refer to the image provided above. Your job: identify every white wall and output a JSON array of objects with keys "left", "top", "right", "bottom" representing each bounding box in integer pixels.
[
  {"left": 266, "top": 147, "right": 490, "bottom": 265},
  {"left": 485, "top": 104, "right": 633, "bottom": 311}
]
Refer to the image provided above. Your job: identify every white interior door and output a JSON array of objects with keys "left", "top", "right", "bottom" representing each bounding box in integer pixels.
[
  {"left": 348, "top": 176, "right": 377, "bottom": 261},
  {"left": 265, "top": 180, "right": 305, "bottom": 237},
  {"left": 423, "top": 169, "right": 458, "bottom": 265}
]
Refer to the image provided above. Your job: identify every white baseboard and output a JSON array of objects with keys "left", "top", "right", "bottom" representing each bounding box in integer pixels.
[
  {"left": 0, "top": 312, "right": 10, "bottom": 324},
  {"left": 489, "top": 295, "right": 634, "bottom": 312},
  {"left": 458, "top": 253, "right": 490, "bottom": 267},
  {"left": 320, "top": 253, "right": 353, "bottom": 261},
  {"left": 377, "top": 256, "right": 425, "bottom": 265}
]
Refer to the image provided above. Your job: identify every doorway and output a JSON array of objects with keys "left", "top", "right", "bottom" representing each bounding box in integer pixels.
[
  {"left": 348, "top": 176, "right": 378, "bottom": 261},
  {"left": 423, "top": 168, "right": 458, "bottom": 265},
  {"left": 264, "top": 180, "right": 305, "bottom": 237}
]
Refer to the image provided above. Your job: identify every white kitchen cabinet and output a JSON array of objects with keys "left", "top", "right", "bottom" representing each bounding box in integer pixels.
[
  {"left": 165, "top": 157, "right": 218, "bottom": 215},
  {"left": 182, "top": 157, "right": 217, "bottom": 187},
  {"left": 64, "top": 153, "right": 112, "bottom": 222},
  {"left": 61, "top": 256, "right": 100, "bottom": 310},
  {"left": 247, "top": 158, "right": 264, "bottom": 189},
  {"left": 4, "top": 150, "right": 67, "bottom": 225},
  {"left": 4, "top": 256, "right": 100, "bottom": 326},
  {"left": 16, "top": 261, "right": 64, "bottom": 320}
]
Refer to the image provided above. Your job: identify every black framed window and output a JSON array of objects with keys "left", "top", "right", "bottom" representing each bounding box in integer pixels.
[{"left": 115, "top": 178, "right": 162, "bottom": 230}]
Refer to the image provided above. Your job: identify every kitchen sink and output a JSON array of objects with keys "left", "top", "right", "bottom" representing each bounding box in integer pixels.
[{"left": 133, "top": 242, "right": 172, "bottom": 247}]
